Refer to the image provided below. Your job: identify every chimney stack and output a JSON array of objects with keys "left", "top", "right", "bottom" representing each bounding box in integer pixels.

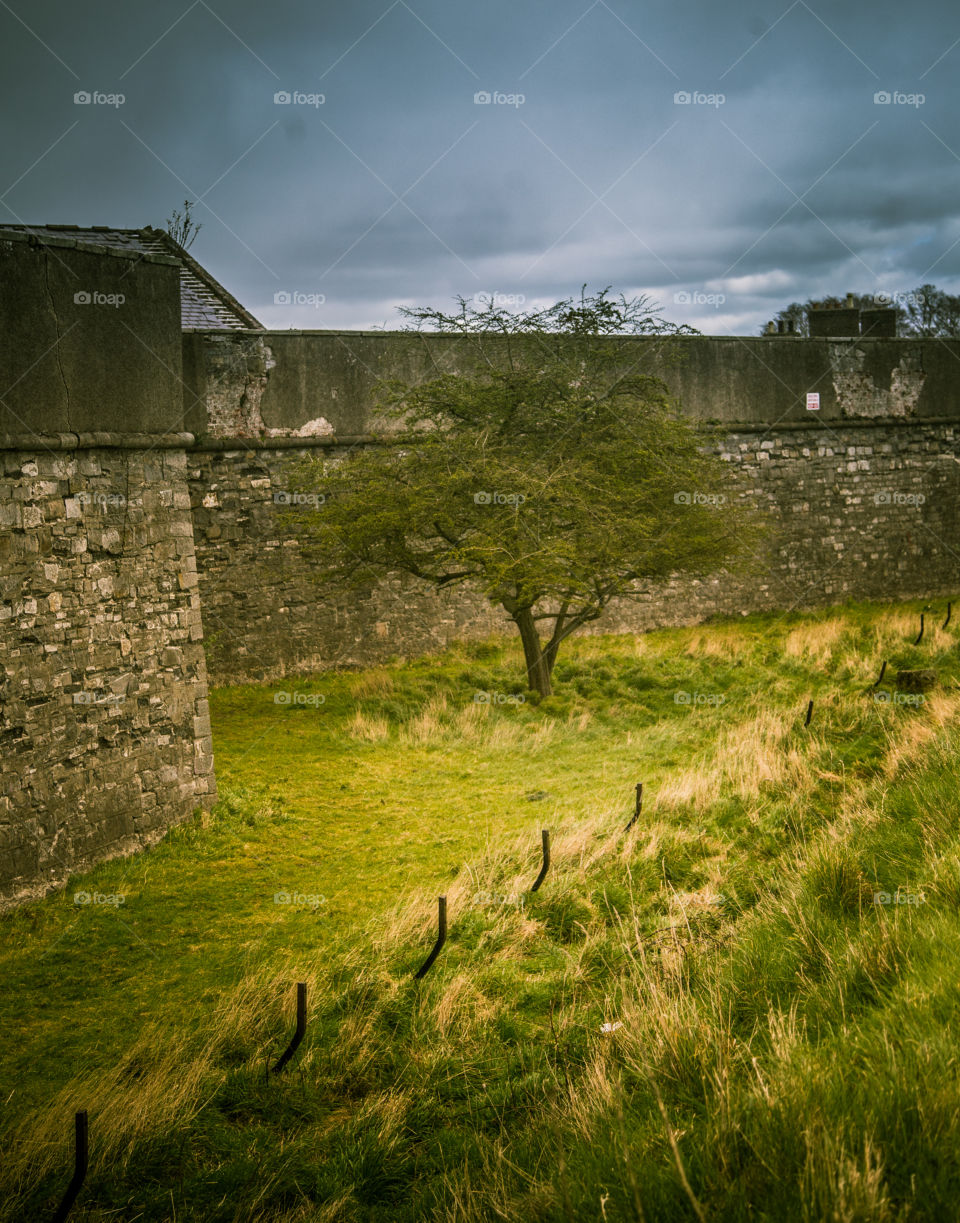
[
  {"left": 859, "top": 307, "right": 898, "bottom": 338},
  {"left": 809, "top": 306, "right": 860, "bottom": 338}
]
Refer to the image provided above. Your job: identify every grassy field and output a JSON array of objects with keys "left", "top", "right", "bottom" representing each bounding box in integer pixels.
[{"left": 3, "top": 597, "right": 960, "bottom": 1220}]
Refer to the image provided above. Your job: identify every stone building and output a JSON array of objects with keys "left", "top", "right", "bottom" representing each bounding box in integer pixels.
[{"left": 0, "top": 228, "right": 220, "bottom": 908}]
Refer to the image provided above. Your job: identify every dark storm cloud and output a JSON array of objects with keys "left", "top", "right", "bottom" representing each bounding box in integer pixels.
[{"left": 1, "top": 0, "right": 958, "bottom": 332}]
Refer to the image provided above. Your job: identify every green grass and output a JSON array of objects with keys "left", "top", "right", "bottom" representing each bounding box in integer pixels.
[{"left": 3, "top": 596, "right": 960, "bottom": 1220}]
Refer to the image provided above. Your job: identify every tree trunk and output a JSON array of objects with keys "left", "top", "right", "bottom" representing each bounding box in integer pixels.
[{"left": 513, "top": 607, "right": 552, "bottom": 696}]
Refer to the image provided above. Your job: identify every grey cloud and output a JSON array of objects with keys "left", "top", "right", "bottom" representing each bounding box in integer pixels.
[{"left": 2, "top": 0, "right": 959, "bottom": 333}]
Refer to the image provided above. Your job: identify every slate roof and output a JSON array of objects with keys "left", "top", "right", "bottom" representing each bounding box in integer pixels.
[{"left": 0, "top": 224, "right": 262, "bottom": 330}]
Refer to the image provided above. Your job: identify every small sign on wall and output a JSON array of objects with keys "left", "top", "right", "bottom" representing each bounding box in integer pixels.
[{"left": 806, "top": 392, "right": 820, "bottom": 411}]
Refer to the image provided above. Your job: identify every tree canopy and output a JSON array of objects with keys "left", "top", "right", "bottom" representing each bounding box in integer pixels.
[{"left": 287, "top": 289, "right": 749, "bottom": 695}]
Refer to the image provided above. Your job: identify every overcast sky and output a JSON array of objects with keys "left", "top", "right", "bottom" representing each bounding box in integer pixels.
[{"left": 1, "top": 0, "right": 957, "bottom": 332}]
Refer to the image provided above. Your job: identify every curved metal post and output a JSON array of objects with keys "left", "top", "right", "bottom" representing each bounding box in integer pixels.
[
  {"left": 51, "top": 1111, "right": 88, "bottom": 1223},
  {"left": 271, "top": 982, "right": 307, "bottom": 1074},
  {"left": 530, "top": 830, "right": 551, "bottom": 892},
  {"left": 414, "top": 897, "right": 447, "bottom": 979}
]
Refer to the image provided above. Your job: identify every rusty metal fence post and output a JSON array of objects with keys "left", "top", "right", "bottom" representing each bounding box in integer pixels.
[
  {"left": 414, "top": 896, "right": 447, "bottom": 979},
  {"left": 51, "top": 1110, "right": 88, "bottom": 1223}
]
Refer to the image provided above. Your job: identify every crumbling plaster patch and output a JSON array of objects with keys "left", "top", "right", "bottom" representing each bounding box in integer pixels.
[
  {"left": 831, "top": 344, "right": 924, "bottom": 418},
  {"left": 203, "top": 335, "right": 276, "bottom": 437}
]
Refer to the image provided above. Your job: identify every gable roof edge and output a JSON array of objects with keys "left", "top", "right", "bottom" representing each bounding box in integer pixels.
[{"left": 140, "top": 227, "right": 263, "bottom": 329}]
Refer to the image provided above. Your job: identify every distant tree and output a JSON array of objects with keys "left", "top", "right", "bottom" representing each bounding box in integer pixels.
[
  {"left": 285, "top": 289, "right": 751, "bottom": 696},
  {"left": 766, "top": 301, "right": 809, "bottom": 336},
  {"left": 900, "top": 284, "right": 960, "bottom": 338},
  {"left": 164, "top": 200, "right": 201, "bottom": 251},
  {"left": 763, "top": 293, "right": 907, "bottom": 337}
]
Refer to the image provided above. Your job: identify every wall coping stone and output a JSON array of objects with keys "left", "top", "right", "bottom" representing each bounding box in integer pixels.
[
  {"left": 190, "top": 433, "right": 377, "bottom": 450},
  {"left": 0, "top": 431, "right": 195, "bottom": 451},
  {"left": 186, "top": 416, "right": 960, "bottom": 451},
  {"left": 6, "top": 415, "right": 952, "bottom": 454},
  {"left": 183, "top": 328, "right": 952, "bottom": 343}
]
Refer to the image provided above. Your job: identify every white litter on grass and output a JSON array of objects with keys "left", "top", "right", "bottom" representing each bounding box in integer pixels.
[{"left": 600, "top": 1021, "right": 623, "bottom": 1034}]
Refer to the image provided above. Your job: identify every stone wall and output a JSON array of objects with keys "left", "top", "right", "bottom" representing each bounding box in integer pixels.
[
  {"left": 7, "top": 287, "right": 948, "bottom": 678},
  {"left": 180, "top": 325, "right": 960, "bottom": 681},
  {"left": 0, "top": 233, "right": 216, "bottom": 907},
  {"left": 0, "top": 437, "right": 215, "bottom": 906},
  {"left": 181, "top": 329, "right": 960, "bottom": 438},
  {"left": 1, "top": 229, "right": 183, "bottom": 436},
  {"left": 189, "top": 440, "right": 508, "bottom": 678},
  {"left": 189, "top": 418, "right": 960, "bottom": 683}
]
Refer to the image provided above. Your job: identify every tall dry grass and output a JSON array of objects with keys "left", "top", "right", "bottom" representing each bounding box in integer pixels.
[
  {"left": 4, "top": 1027, "right": 223, "bottom": 1201},
  {"left": 8, "top": 618, "right": 960, "bottom": 1219},
  {"left": 654, "top": 707, "right": 804, "bottom": 812}
]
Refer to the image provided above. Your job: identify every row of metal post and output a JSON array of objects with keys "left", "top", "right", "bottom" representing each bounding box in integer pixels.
[{"left": 45, "top": 603, "right": 948, "bottom": 1217}]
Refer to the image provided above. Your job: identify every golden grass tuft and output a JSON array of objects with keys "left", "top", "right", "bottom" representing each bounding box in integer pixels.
[
  {"left": 453, "top": 700, "right": 491, "bottom": 738},
  {"left": 346, "top": 709, "right": 391, "bottom": 742},
  {"left": 784, "top": 618, "right": 846, "bottom": 666},
  {"left": 879, "top": 690, "right": 960, "bottom": 779},
  {"left": 432, "top": 972, "right": 501, "bottom": 1037},
  {"left": 348, "top": 667, "right": 395, "bottom": 699},
  {"left": 568, "top": 633, "right": 647, "bottom": 661},
  {"left": 801, "top": 1129, "right": 895, "bottom": 1223},
  {"left": 654, "top": 709, "right": 799, "bottom": 811},
  {"left": 399, "top": 694, "right": 450, "bottom": 745},
  {"left": 669, "top": 884, "right": 728, "bottom": 916},
  {"left": 874, "top": 606, "right": 923, "bottom": 641},
  {"left": 682, "top": 628, "right": 743, "bottom": 660},
  {"left": 392, "top": 695, "right": 539, "bottom": 749}
]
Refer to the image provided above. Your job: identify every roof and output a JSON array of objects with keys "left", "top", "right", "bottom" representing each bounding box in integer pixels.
[{"left": 0, "top": 224, "right": 262, "bottom": 330}]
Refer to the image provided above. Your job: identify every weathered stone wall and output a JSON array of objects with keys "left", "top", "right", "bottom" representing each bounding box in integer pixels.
[
  {"left": 0, "top": 438, "right": 215, "bottom": 906},
  {"left": 1, "top": 230, "right": 183, "bottom": 436},
  {"left": 0, "top": 234, "right": 216, "bottom": 907},
  {"left": 189, "top": 440, "right": 508, "bottom": 678},
  {"left": 189, "top": 418, "right": 960, "bottom": 683},
  {"left": 181, "top": 329, "right": 960, "bottom": 439},
  {"left": 180, "top": 326, "right": 960, "bottom": 682}
]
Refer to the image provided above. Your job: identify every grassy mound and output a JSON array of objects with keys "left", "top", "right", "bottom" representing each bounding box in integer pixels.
[{"left": 3, "top": 598, "right": 960, "bottom": 1220}]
